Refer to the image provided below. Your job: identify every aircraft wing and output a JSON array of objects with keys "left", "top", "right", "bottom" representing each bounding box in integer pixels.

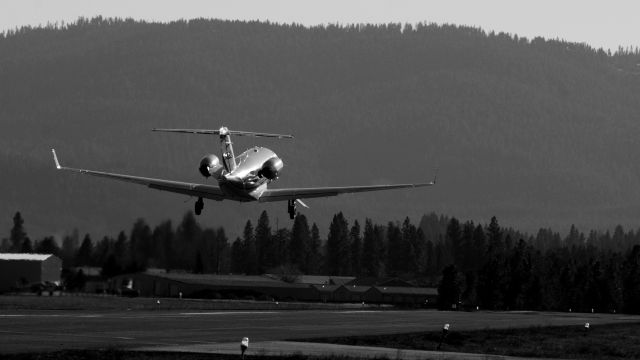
[
  {"left": 258, "top": 181, "right": 435, "bottom": 202},
  {"left": 51, "top": 149, "right": 226, "bottom": 201}
]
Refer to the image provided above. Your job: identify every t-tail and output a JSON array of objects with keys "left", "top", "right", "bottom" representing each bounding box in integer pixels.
[{"left": 152, "top": 126, "right": 293, "bottom": 171}]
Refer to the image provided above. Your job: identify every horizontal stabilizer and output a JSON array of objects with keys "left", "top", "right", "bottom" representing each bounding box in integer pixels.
[{"left": 152, "top": 127, "right": 293, "bottom": 139}]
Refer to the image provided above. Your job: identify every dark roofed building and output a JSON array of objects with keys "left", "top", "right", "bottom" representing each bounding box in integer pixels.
[
  {"left": 333, "top": 284, "right": 369, "bottom": 303},
  {"left": 294, "top": 275, "right": 355, "bottom": 286},
  {"left": 364, "top": 286, "right": 438, "bottom": 306},
  {"left": 0, "top": 253, "right": 62, "bottom": 292},
  {"left": 312, "top": 284, "right": 340, "bottom": 302},
  {"left": 110, "top": 272, "right": 317, "bottom": 301}
]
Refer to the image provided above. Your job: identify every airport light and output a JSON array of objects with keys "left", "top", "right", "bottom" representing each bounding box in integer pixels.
[{"left": 241, "top": 337, "right": 249, "bottom": 359}]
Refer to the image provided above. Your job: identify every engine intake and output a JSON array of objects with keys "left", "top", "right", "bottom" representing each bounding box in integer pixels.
[
  {"left": 199, "top": 154, "right": 224, "bottom": 179},
  {"left": 258, "top": 156, "right": 283, "bottom": 180}
]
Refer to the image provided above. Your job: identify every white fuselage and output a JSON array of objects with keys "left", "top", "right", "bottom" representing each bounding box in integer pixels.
[{"left": 217, "top": 146, "right": 279, "bottom": 201}]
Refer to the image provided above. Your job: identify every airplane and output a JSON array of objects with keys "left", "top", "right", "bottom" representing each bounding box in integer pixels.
[{"left": 52, "top": 126, "right": 436, "bottom": 219}]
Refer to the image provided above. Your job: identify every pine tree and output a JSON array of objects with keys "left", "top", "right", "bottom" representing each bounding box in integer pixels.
[
  {"left": 486, "top": 216, "right": 502, "bottom": 253},
  {"left": 93, "top": 236, "right": 112, "bottom": 268},
  {"left": 255, "top": 211, "right": 273, "bottom": 272},
  {"left": 350, "top": 220, "right": 362, "bottom": 276},
  {"left": 75, "top": 234, "right": 94, "bottom": 266},
  {"left": 152, "top": 220, "right": 173, "bottom": 271},
  {"left": 20, "top": 238, "right": 33, "bottom": 253},
  {"left": 231, "top": 237, "right": 245, "bottom": 273},
  {"left": 129, "top": 218, "right": 152, "bottom": 271},
  {"left": 213, "top": 227, "right": 229, "bottom": 274},
  {"left": 623, "top": 245, "right": 640, "bottom": 313},
  {"left": 460, "top": 221, "right": 475, "bottom": 272},
  {"left": 401, "top": 217, "right": 421, "bottom": 274},
  {"left": 446, "top": 217, "right": 462, "bottom": 268},
  {"left": 61, "top": 229, "right": 80, "bottom": 267},
  {"left": 290, "top": 214, "right": 311, "bottom": 272},
  {"left": 194, "top": 252, "right": 204, "bottom": 274},
  {"left": 386, "top": 221, "right": 403, "bottom": 276},
  {"left": 472, "top": 224, "right": 486, "bottom": 269},
  {"left": 243, "top": 220, "right": 258, "bottom": 274},
  {"left": 438, "top": 264, "right": 462, "bottom": 310},
  {"left": 307, "top": 223, "right": 322, "bottom": 274},
  {"left": 274, "top": 228, "right": 291, "bottom": 269},
  {"left": 424, "top": 238, "right": 435, "bottom": 275},
  {"left": 35, "top": 236, "right": 60, "bottom": 255},
  {"left": 326, "top": 212, "right": 350, "bottom": 275},
  {"left": 9, "top": 212, "right": 27, "bottom": 252},
  {"left": 176, "top": 211, "right": 202, "bottom": 271},
  {"left": 113, "top": 231, "right": 127, "bottom": 269}
]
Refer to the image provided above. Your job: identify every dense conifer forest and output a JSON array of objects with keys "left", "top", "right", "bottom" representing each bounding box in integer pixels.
[
  {"left": 1, "top": 18, "right": 640, "bottom": 237},
  {"left": 3, "top": 209, "right": 640, "bottom": 314}
]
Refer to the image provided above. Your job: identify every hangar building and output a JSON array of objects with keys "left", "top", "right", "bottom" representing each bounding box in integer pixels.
[{"left": 0, "top": 253, "right": 62, "bottom": 292}]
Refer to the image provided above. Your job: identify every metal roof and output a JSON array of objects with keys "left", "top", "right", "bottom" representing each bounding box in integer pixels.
[
  {"left": 336, "top": 284, "right": 370, "bottom": 293},
  {"left": 293, "top": 275, "right": 356, "bottom": 285},
  {"left": 139, "top": 272, "right": 309, "bottom": 288},
  {"left": 0, "top": 253, "right": 54, "bottom": 261}
]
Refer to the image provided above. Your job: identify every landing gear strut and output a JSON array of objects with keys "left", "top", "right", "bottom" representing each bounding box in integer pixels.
[
  {"left": 195, "top": 197, "right": 204, "bottom": 215},
  {"left": 287, "top": 199, "right": 296, "bottom": 220}
]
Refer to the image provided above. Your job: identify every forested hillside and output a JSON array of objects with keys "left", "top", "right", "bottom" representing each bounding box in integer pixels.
[{"left": 1, "top": 17, "right": 639, "bottom": 238}]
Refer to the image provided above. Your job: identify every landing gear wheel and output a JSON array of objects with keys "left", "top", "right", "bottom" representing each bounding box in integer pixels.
[
  {"left": 195, "top": 197, "right": 204, "bottom": 215},
  {"left": 287, "top": 199, "right": 296, "bottom": 220}
]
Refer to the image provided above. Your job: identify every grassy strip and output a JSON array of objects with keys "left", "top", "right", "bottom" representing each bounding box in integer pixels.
[
  {"left": 299, "top": 322, "right": 640, "bottom": 359},
  {"left": 0, "top": 294, "right": 368, "bottom": 311},
  {"left": 1, "top": 349, "right": 368, "bottom": 360}
]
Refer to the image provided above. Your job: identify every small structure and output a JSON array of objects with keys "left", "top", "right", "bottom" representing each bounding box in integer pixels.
[
  {"left": 312, "top": 284, "right": 340, "bottom": 302},
  {"left": 0, "top": 253, "right": 62, "bottom": 292},
  {"left": 69, "top": 266, "right": 108, "bottom": 293}
]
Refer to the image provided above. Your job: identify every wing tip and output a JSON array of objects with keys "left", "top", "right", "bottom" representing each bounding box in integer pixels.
[
  {"left": 430, "top": 168, "right": 439, "bottom": 185},
  {"left": 51, "top": 149, "right": 61, "bottom": 170}
]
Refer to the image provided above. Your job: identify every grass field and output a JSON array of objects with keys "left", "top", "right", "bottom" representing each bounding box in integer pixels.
[
  {"left": 0, "top": 294, "right": 369, "bottom": 311},
  {"left": 301, "top": 322, "right": 640, "bottom": 359},
  {"left": 2, "top": 350, "right": 360, "bottom": 360}
]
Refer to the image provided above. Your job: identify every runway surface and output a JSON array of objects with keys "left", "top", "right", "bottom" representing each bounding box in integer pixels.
[
  {"left": 139, "top": 340, "right": 565, "bottom": 360},
  {"left": 1, "top": 309, "right": 639, "bottom": 353}
]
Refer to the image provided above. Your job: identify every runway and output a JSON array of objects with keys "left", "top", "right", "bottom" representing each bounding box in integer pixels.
[{"left": 1, "top": 309, "right": 639, "bottom": 353}]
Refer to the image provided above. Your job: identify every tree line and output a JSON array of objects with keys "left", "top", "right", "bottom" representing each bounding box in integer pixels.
[{"left": 3, "top": 210, "right": 640, "bottom": 313}]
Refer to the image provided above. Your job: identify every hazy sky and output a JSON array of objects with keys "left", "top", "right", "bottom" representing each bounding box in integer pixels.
[{"left": 1, "top": 0, "right": 638, "bottom": 51}]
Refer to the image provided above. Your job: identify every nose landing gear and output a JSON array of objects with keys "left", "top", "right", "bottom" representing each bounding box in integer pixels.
[
  {"left": 287, "top": 199, "right": 296, "bottom": 219},
  {"left": 195, "top": 197, "right": 204, "bottom": 215}
]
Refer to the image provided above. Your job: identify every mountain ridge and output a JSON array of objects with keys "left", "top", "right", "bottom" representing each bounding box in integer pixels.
[{"left": 1, "top": 18, "right": 639, "bottom": 239}]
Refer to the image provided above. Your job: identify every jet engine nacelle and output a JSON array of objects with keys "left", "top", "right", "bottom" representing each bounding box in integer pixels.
[
  {"left": 199, "top": 154, "right": 224, "bottom": 179},
  {"left": 258, "top": 156, "right": 283, "bottom": 180}
]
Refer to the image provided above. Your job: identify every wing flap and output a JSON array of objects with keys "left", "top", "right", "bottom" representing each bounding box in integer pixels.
[{"left": 259, "top": 182, "right": 435, "bottom": 202}]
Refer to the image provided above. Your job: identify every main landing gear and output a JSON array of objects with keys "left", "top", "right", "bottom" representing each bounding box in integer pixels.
[
  {"left": 287, "top": 199, "right": 296, "bottom": 220},
  {"left": 195, "top": 197, "right": 204, "bottom": 215}
]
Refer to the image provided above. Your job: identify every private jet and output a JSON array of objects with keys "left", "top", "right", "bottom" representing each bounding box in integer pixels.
[{"left": 52, "top": 126, "right": 436, "bottom": 219}]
